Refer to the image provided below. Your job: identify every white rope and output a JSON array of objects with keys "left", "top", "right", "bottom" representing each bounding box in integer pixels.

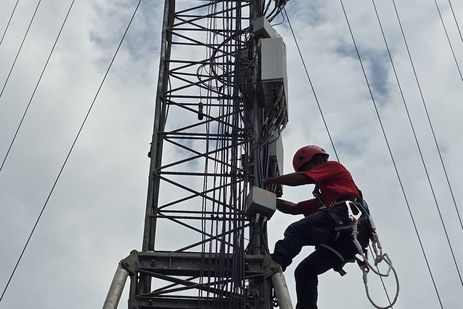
[{"left": 352, "top": 221, "right": 400, "bottom": 309}]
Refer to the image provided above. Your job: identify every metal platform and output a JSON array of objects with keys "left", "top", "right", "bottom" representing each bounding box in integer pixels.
[{"left": 124, "top": 251, "right": 272, "bottom": 309}]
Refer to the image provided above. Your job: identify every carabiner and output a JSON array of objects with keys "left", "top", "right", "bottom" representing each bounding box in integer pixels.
[{"left": 346, "top": 201, "right": 362, "bottom": 223}]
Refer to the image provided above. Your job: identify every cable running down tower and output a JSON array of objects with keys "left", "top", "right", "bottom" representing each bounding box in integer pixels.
[{"left": 104, "top": 0, "right": 291, "bottom": 308}]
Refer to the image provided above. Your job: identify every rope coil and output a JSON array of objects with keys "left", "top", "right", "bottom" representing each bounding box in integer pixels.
[{"left": 352, "top": 221, "right": 399, "bottom": 309}]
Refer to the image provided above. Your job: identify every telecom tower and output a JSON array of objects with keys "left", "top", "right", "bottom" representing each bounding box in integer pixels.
[{"left": 104, "top": 0, "right": 290, "bottom": 308}]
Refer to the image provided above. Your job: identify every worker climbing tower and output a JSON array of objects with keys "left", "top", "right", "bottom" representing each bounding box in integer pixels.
[{"left": 104, "top": 0, "right": 290, "bottom": 308}]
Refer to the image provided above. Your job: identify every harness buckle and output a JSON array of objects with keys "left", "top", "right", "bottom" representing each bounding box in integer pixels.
[{"left": 345, "top": 200, "right": 362, "bottom": 223}]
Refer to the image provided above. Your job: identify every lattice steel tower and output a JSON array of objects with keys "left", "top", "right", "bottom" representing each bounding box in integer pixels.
[{"left": 104, "top": 0, "right": 290, "bottom": 308}]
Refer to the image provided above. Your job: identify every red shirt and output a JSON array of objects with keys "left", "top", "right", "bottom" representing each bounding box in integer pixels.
[{"left": 298, "top": 161, "right": 361, "bottom": 216}]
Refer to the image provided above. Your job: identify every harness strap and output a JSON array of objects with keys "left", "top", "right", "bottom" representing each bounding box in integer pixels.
[
  {"left": 323, "top": 200, "right": 399, "bottom": 308},
  {"left": 312, "top": 185, "right": 324, "bottom": 207},
  {"left": 326, "top": 210, "right": 344, "bottom": 226},
  {"left": 325, "top": 200, "right": 370, "bottom": 233},
  {"left": 317, "top": 244, "right": 355, "bottom": 277},
  {"left": 320, "top": 200, "right": 371, "bottom": 276}
]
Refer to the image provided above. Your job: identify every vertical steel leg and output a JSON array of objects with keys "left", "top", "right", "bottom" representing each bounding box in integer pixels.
[
  {"left": 103, "top": 262, "right": 129, "bottom": 309},
  {"left": 272, "top": 271, "right": 293, "bottom": 309}
]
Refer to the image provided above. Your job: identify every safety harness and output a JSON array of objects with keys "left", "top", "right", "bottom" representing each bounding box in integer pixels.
[
  {"left": 316, "top": 199, "right": 371, "bottom": 276},
  {"left": 317, "top": 198, "right": 400, "bottom": 309}
]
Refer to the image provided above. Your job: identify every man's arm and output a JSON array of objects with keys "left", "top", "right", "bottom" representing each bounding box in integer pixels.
[
  {"left": 276, "top": 199, "right": 304, "bottom": 215},
  {"left": 264, "top": 172, "right": 313, "bottom": 187}
]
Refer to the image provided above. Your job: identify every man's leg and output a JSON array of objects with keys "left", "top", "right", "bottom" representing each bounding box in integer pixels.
[
  {"left": 294, "top": 249, "right": 340, "bottom": 309},
  {"left": 272, "top": 211, "right": 334, "bottom": 269}
]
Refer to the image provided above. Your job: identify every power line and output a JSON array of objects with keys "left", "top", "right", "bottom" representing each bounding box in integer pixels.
[
  {"left": 0, "top": 0, "right": 42, "bottom": 101},
  {"left": 340, "top": 0, "right": 463, "bottom": 304},
  {"left": 432, "top": 0, "right": 463, "bottom": 84},
  {"left": 0, "top": 0, "right": 142, "bottom": 302},
  {"left": 371, "top": 0, "right": 448, "bottom": 306},
  {"left": 336, "top": 2, "right": 399, "bottom": 308},
  {"left": 285, "top": 6, "right": 394, "bottom": 306},
  {"left": 429, "top": 0, "right": 463, "bottom": 230},
  {"left": 391, "top": 0, "right": 463, "bottom": 283},
  {"left": 282, "top": 8, "right": 340, "bottom": 162},
  {"left": 0, "top": 0, "right": 76, "bottom": 176},
  {"left": 340, "top": 0, "right": 460, "bottom": 306},
  {"left": 0, "top": 0, "right": 20, "bottom": 47},
  {"left": 446, "top": 0, "right": 463, "bottom": 46}
]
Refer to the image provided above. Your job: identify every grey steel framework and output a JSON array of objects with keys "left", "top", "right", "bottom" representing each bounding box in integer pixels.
[{"left": 126, "top": 0, "right": 288, "bottom": 308}]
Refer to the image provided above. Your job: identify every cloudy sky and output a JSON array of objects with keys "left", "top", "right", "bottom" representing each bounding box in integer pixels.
[{"left": 0, "top": 0, "right": 462, "bottom": 308}]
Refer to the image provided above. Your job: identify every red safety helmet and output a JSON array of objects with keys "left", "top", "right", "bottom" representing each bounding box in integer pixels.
[{"left": 292, "top": 145, "right": 329, "bottom": 172}]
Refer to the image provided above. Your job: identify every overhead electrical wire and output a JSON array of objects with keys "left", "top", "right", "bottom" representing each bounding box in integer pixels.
[
  {"left": 339, "top": 0, "right": 446, "bottom": 307},
  {"left": 371, "top": 0, "right": 447, "bottom": 306},
  {"left": 0, "top": 0, "right": 20, "bottom": 47},
  {"left": 0, "top": 0, "right": 142, "bottom": 302},
  {"left": 0, "top": 0, "right": 76, "bottom": 176},
  {"left": 427, "top": 0, "right": 463, "bottom": 229},
  {"left": 282, "top": 8, "right": 340, "bottom": 162},
  {"left": 0, "top": 0, "right": 42, "bottom": 100},
  {"left": 390, "top": 0, "right": 463, "bottom": 281},
  {"left": 432, "top": 0, "right": 463, "bottom": 84},
  {"left": 284, "top": 7, "right": 394, "bottom": 307},
  {"left": 446, "top": 0, "right": 463, "bottom": 46},
  {"left": 354, "top": 0, "right": 463, "bottom": 301}
]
